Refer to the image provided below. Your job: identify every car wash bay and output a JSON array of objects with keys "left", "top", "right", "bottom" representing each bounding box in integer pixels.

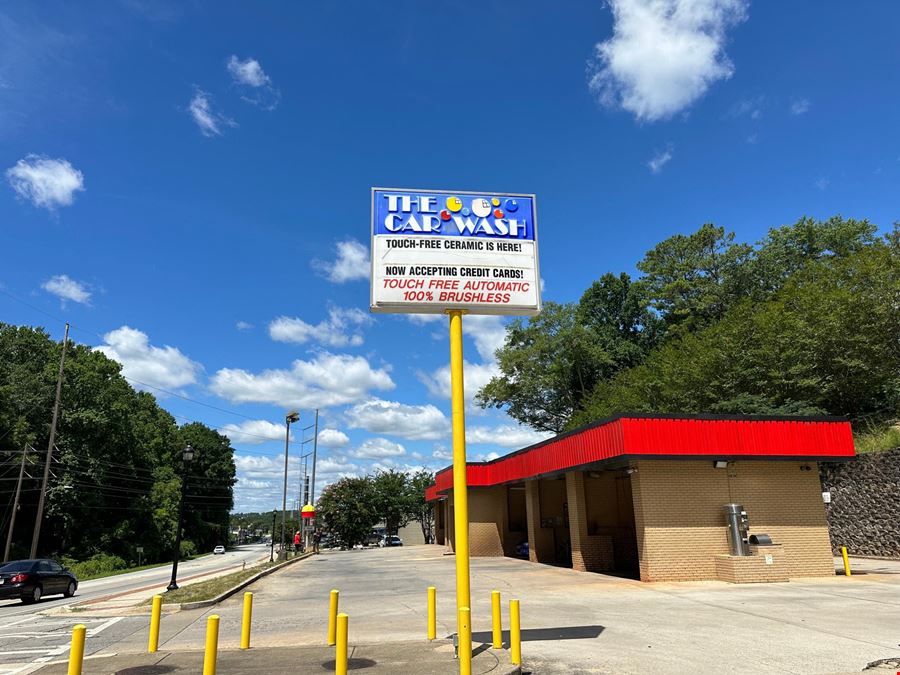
[{"left": 429, "top": 415, "right": 854, "bottom": 583}]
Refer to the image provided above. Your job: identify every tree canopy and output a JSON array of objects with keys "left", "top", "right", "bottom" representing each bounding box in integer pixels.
[
  {"left": 316, "top": 469, "right": 436, "bottom": 548},
  {"left": 479, "top": 216, "right": 898, "bottom": 433},
  {"left": 0, "top": 323, "right": 236, "bottom": 563}
]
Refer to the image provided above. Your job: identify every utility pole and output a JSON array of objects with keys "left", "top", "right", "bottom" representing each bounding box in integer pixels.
[
  {"left": 3, "top": 445, "right": 28, "bottom": 563},
  {"left": 31, "top": 323, "right": 69, "bottom": 559}
]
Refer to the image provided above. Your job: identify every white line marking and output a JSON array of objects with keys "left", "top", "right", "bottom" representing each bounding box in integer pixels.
[
  {"left": 87, "top": 616, "right": 124, "bottom": 636},
  {"left": 0, "top": 650, "right": 56, "bottom": 655}
]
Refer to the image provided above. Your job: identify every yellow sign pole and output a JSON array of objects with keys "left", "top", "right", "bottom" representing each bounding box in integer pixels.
[{"left": 448, "top": 310, "right": 471, "bottom": 635}]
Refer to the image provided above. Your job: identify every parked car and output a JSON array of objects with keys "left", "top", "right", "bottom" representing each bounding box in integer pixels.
[
  {"left": 213, "top": 545, "right": 225, "bottom": 555},
  {"left": 379, "top": 535, "right": 403, "bottom": 547},
  {"left": 515, "top": 541, "right": 529, "bottom": 558},
  {"left": 0, "top": 559, "right": 78, "bottom": 604}
]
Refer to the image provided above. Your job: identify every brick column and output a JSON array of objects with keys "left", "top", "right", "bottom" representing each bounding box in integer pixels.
[
  {"left": 525, "top": 480, "right": 541, "bottom": 563},
  {"left": 566, "top": 471, "right": 614, "bottom": 573},
  {"left": 566, "top": 471, "right": 589, "bottom": 571}
]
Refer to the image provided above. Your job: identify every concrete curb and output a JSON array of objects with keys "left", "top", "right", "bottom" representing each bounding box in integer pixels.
[{"left": 178, "top": 551, "right": 314, "bottom": 610}]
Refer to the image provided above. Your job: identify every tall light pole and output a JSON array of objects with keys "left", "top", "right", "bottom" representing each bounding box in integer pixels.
[
  {"left": 167, "top": 445, "right": 195, "bottom": 592},
  {"left": 281, "top": 411, "right": 299, "bottom": 560}
]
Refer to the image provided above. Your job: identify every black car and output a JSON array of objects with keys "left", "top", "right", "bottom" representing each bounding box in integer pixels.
[{"left": 0, "top": 559, "right": 78, "bottom": 604}]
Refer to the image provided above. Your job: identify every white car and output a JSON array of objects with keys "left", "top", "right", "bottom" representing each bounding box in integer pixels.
[{"left": 213, "top": 545, "right": 225, "bottom": 555}]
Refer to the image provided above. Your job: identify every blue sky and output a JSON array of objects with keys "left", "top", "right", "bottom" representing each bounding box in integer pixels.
[{"left": 1, "top": 1, "right": 898, "bottom": 511}]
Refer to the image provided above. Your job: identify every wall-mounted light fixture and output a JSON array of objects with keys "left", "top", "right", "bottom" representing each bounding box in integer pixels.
[
  {"left": 625, "top": 467, "right": 638, "bottom": 475},
  {"left": 713, "top": 460, "right": 729, "bottom": 469},
  {"left": 800, "top": 464, "right": 812, "bottom": 472}
]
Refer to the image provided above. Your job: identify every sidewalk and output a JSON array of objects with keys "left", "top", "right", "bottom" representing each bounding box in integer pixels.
[{"left": 33, "top": 641, "right": 520, "bottom": 674}]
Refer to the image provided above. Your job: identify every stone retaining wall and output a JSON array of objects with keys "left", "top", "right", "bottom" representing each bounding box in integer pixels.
[{"left": 821, "top": 448, "right": 900, "bottom": 558}]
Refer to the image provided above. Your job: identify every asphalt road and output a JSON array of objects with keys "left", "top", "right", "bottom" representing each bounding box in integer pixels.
[
  {"left": 0, "top": 544, "right": 269, "bottom": 674},
  {"left": 0, "top": 543, "right": 269, "bottom": 618}
]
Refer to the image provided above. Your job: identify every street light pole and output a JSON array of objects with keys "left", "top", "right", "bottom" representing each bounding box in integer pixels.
[
  {"left": 167, "top": 445, "right": 195, "bottom": 592},
  {"left": 281, "top": 411, "right": 299, "bottom": 560}
]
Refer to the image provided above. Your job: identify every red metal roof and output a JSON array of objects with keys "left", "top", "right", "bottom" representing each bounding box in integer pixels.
[{"left": 426, "top": 414, "right": 855, "bottom": 500}]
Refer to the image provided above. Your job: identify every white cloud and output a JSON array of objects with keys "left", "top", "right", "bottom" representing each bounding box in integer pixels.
[
  {"left": 467, "top": 424, "right": 553, "bottom": 449},
  {"left": 433, "top": 445, "right": 452, "bottom": 461},
  {"left": 221, "top": 420, "right": 288, "bottom": 445},
  {"left": 268, "top": 308, "right": 372, "bottom": 348},
  {"left": 316, "top": 455, "right": 363, "bottom": 476},
  {"left": 97, "top": 326, "right": 201, "bottom": 392},
  {"left": 313, "top": 240, "right": 370, "bottom": 283},
  {"left": 349, "top": 437, "right": 406, "bottom": 459},
  {"left": 588, "top": 0, "right": 748, "bottom": 121},
  {"left": 648, "top": 145, "right": 674, "bottom": 173},
  {"left": 815, "top": 177, "right": 829, "bottom": 191},
  {"left": 407, "top": 314, "right": 507, "bottom": 361},
  {"left": 318, "top": 428, "right": 350, "bottom": 449},
  {"left": 226, "top": 56, "right": 270, "bottom": 87},
  {"left": 729, "top": 96, "right": 764, "bottom": 119},
  {"left": 225, "top": 55, "right": 280, "bottom": 110},
  {"left": 41, "top": 275, "right": 91, "bottom": 305},
  {"left": 189, "top": 88, "right": 235, "bottom": 137},
  {"left": 236, "top": 321, "right": 253, "bottom": 331},
  {"left": 210, "top": 353, "right": 394, "bottom": 408},
  {"left": 6, "top": 155, "right": 84, "bottom": 210},
  {"left": 346, "top": 398, "right": 449, "bottom": 441},
  {"left": 419, "top": 360, "right": 499, "bottom": 408},
  {"left": 790, "top": 98, "right": 810, "bottom": 115}
]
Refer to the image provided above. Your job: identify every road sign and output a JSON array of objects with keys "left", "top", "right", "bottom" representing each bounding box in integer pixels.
[
  {"left": 136, "top": 547, "right": 144, "bottom": 553},
  {"left": 370, "top": 188, "right": 540, "bottom": 316}
]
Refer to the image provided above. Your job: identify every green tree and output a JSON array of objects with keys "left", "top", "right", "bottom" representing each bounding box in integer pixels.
[
  {"left": 178, "top": 423, "right": 237, "bottom": 553},
  {"left": 317, "top": 476, "right": 378, "bottom": 548},
  {"left": 407, "top": 470, "right": 436, "bottom": 544},
  {"left": 371, "top": 470, "right": 412, "bottom": 536},
  {"left": 477, "top": 302, "right": 611, "bottom": 433},
  {"left": 573, "top": 239, "right": 900, "bottom": 425},
  {"left": 636, "top": 223, "right": 753, "bottom": 337},
  {"left": 0, "top": 323, "right": 235, "bottom": 564}
]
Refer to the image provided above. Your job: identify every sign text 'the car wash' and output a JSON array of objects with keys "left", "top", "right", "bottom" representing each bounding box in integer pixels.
[{"left": 370, "top": 188, "right": 541, "bottom": 316}]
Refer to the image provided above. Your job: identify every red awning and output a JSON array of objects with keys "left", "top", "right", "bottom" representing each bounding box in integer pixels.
[{"left": 426, "top": 414, "right": 854, "bottom": 501}]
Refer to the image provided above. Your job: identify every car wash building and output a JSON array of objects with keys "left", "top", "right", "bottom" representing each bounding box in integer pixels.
[{"left": 426, "top": 414, "right": 854, "bottom": 583}]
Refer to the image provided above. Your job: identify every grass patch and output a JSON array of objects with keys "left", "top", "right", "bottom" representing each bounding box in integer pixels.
[
  {"left": 854, "top": 425, "right": 900, "bottom": 454},
  {"left": 150, "top": 562, "right": 276, "bottom": 605},
  {"left": 74, "top": 554, "right": 209, "bottom": 581}
]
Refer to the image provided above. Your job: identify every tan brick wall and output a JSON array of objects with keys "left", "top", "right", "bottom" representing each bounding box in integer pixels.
[
  {"left": 467, "top": 487, "right": 506, "bottom": 557},
  {"left": 715, "top": 544, "right": 789, "bottom": 583},
  {"left": 566, "top": 472, "right": 615, "bottom": 572},
  {"left": 631, "top": 460, "right": 834, "bottom": 582}
]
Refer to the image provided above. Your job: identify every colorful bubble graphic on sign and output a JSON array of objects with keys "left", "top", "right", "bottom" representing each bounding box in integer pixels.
[{"left": 471, "top": 198, "right": 492, "bottom": 218}]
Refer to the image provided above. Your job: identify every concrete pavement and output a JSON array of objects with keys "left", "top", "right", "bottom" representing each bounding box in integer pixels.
[
  {"left": 24, "top": 546, "right": 900, "bottom": 674},
  {"left": 31, "top": 641, "right": 519, "bottom": 674}
]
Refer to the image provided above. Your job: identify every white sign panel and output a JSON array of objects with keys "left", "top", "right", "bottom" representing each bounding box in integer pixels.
[{"left": 371, "top": 188, "right": 540, "bottom": 316}]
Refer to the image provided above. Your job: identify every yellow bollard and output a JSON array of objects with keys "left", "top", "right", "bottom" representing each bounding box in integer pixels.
[
  {"left": 458, "top": 606, "right": 472, "bottom": 675},
  {"left": 427, "top": 586, "right": 436, "bottom": 641},
  {"left": 841, "top": 546, "right": 852, "bottom": 576},
  {"left": 67, "top": 624, "right": 86, "bottom": 675},
  {"left": 510, "top": 599, "right": 521, "bottom": 666},
  {"left": 491, "top": 590, "right": 502, "bottom": 649},
  {"left": 240, "top": 592, "right": 253, "bottom": 649},
  {"left": 203, "top": 615, "right": 219, "bottom": 675},
  {"left": 328, "top": 589, "right": 340, "bottom": 646},
  {"left": 148, "top": 594, "right": 162, "bottom": 653},
  {"left": 335, "top": 612, "right": 348, "bottom": 675}
]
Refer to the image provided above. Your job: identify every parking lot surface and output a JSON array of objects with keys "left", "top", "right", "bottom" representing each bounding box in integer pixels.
[{"left": 97, "top": 545, "right": 900, "bottom": 674}]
